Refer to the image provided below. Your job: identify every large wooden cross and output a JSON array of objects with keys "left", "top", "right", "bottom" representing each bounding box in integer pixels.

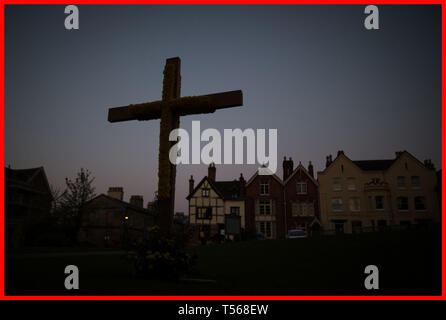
[{"left": 108, "top": 57, "right": 243, "bottom": 234}]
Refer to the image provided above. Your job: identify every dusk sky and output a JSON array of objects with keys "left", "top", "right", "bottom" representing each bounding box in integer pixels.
[{"left": 5, "top": 5, "right": 441, "bottom": 214}]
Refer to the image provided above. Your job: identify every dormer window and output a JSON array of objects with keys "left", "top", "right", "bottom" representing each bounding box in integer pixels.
[
  {"left": 202, "top": 188, "right": 210, "bottom": 197},
  {"left": 296, "top": 182, "right": 307, "bottom": 194},
  {"left": 260, "top": 181, "right": 269, "bottom": 195}
]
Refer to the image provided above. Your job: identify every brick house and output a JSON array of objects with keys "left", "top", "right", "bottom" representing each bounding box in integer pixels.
[
  {"left": 245, "top": 157, "right": 321, "bottom": 239},
  {"left": 245, "top": 166, "right": 284, "bottom": 239},
  {"left": 5, "top": 166, "right": 53, "bottom": 248},
  {"left": 77, "top": 187, "right": 155, "bottom": 246},
  {"left": 283, "top": 159, "right": 321, "bottom": 235}
]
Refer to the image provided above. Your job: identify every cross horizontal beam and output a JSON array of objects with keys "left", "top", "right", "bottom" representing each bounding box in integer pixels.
[{"left": 108, "top": 90, "right": 243, "bottom": 123}]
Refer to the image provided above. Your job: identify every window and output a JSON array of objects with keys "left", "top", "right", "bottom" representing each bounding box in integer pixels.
[
  {"left": 197, "top": 207, "right": 212, "bottom": 219},
  {"left": 332, "top": 178, "right": 342, "bottom": 191},
  {"left": 297, "top": 182, "right": 307, "bottom": 194},
  {"left": 259, "top": 221, "right": 272, "bottom": 238},
  {"left": 230, "top": 206, "right": 240, "bottom": 215},
  {"left": 397, "top": 197, "right": 409, "bottom": 211},
  {"left": 349, "top": 197, "right": 360, "bottom": 212},
  {"left": 414, "top": 196, "right": 426, "bottom": 211},
  {"left": 292, "top": 202, "right": 315, "bottom": 217},
  {"left": 259, "top": 199, "right": 271, "bottom": 215},
  {"left": 352, "top": 221, "right": 362, "bottom": 233},
  {"left": 411, "top": 176, "right": 421, "bottom": 189},
  {"left": 375, "top": 196, "right": 384, "bottom": 210},
  {"left": 201, "top": 188, "right": 210, "bottom": 197},
  {"left": 331, "top": 198, "right": 343, "bottom": 212},
  {"left": 260, "top": 181, "right": 269, "bottom": 195},
  {"left": 334, "top": 222, "right": 344, "bottom": 234},
  {"left": 397, "top": 176, "right": 406, "bottom": 189},
  {"left": 347, "top": 178, "right": 356, "bottom": 191}
]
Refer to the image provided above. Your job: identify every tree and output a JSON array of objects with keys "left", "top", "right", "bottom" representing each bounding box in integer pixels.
[
  {"left": 50, "top": 184, "right": 66, "bottom": 216},
  {"left": 60, "top": 168, "right": 96, "bottom": 241}
]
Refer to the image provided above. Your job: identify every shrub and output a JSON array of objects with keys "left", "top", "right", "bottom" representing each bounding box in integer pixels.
[{"left": 128, "top": 225, "right": 196, "bottom": 281}]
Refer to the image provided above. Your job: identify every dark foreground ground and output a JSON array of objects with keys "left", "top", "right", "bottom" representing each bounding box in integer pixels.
[{"left": 5, "top": 228, "right": 441, "bottom": 296}]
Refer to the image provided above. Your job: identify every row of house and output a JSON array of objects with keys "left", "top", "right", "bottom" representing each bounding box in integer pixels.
[
  {"left": 187, "top": 150, "right": 441, "bottom": 240},
  {"left": 5, "top": 150, "right": 441, "bottom": 247},
  {"left": 4, "top": 167, "right": 155, "bottom": 248}
]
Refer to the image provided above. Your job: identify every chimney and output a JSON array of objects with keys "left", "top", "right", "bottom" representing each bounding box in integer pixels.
[
  {"left": 189, "top": 175, "right": 195, "bottom": 194},
  {"left": 239, "top": 173, "right": 246, "bottom": 197},
  {"left": 283, "top": 156, "right": 294, "bottom": 181},
  {"left": 326, "top": 155, "right": 333, "bottom": 168},
  {"left": 424, "top": 159, "right": 435, "bottom": 170},
  {"left": 208, "top": 163, "right": 216, "bottom": 182},
  {"left": 308, "top": 161, "right": 314, "bottom": 178},
  {"left": 130, "top": 195, "right": 143, "bottom": 208},
  {"left": 108, "top": 187, "right": 123, "bottom": 201},
  {"left": 337, "top": 150, "right": 344, "bottom": 157},
  {"left": 395, "top": 151, "right": 404, "bottom": 158}
]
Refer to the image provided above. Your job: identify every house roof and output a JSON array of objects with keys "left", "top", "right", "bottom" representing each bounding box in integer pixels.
[
  {"left": 86, "top": 194, "right": 155, "bottom": 215},
  {"left": 6, "top": 167, "right": 43, "bottom": 184},
  {"left": 245, "top": 168, "right": 283, "bottom": 186},
  {"left": 352, "top": 159, "right": 395, "bottom": 171},
  {"left": 318, "top": 150, "right": 430, "bottom": 176},
  {"left": 5, "top": 166, "right": 52, "bottom": 197},
  {"left": 186, "top": 176, "right": 245, "bottom": 200},
  {"left": 213, "top": 180, "right": 244, "bottom": 200},
  {"left": 284, "top": 163, "right": 318, "bottom": 186}
]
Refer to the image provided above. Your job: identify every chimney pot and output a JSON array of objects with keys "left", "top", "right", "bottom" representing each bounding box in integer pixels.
[
  {"left": 108, "top": 187, "right": 123, "bottom": 201},
  {"left": 208, "top": 163, "right": 216, "bottom": 181},
  {"left": 129, "top": 195, "right": 144, "bottom": 208},
  {"left": 308, "top": 161, "right": 314, "bottom": 178},
  {"left": 189, "top": 175, "right": 195, "bottom": 194}
]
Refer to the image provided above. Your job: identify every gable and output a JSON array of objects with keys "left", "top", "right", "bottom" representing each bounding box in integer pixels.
[
  {"left": 29, "top": 168, "right": 52, "bottom": 196},
  {"left": 284, "top": 164, "right": 318, "bottom": 186},
  {"left": 246, "top": 168, "right": 283, "bottom": 187},
  {"left": 318, "top": 153, "right": 363, "bottom": 177},
  {"left": 386, "top": 151, "right": 431, "bottom": 175},
  {"left": 187, "top": 177, "right": 223, "bottom": 200}
]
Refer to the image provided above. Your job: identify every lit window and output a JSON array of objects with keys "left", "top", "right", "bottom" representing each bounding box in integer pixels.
[
  {"left": 297, "top": 182, "right": 307, "bottom": 194},
  {"left": 331, "top": 198, "right": 343, "bottom": 212}
]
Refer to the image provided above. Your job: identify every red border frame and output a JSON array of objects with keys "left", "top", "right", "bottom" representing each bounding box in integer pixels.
[{"left": 0, "top": 0, "right": 444, "bottom": 301}]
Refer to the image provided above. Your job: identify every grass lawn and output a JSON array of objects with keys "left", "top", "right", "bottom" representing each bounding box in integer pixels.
[{"left": 5, "top": 229, "right": 441, "bottom": 296}]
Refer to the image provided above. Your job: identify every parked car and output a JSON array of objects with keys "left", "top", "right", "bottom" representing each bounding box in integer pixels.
[{"left": 286, "top": 229, "right": 307, "bottom": 239}]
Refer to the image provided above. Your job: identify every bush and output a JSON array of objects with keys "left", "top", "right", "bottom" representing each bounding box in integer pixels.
[{"left": 127, "top": 225, "right": 196, "bottom": 281}]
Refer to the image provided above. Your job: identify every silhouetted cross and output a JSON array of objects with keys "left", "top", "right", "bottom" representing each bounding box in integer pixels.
[{"left": 108, "top": 57, "right": 243, "bottom": 233}]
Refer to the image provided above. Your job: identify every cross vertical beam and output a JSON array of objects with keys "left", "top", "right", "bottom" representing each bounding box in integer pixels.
[{"left": 157, "top": 57, "right": 181, "bottom": 234}]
